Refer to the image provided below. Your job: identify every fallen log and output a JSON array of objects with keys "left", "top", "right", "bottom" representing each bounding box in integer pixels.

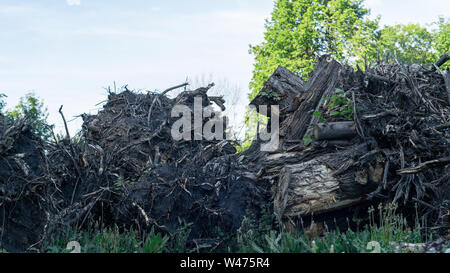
[
  {"left": 313, "top": 121, "right": 356, "bottom": 141},
  {"left": 274, "top": 144, "right": 382, "bottom": 222}
]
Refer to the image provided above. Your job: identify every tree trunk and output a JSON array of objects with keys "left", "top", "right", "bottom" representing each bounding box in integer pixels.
[
  {"left": 280, "top": 55, "right": 342, "bottom": 141},
  {"left": 273, "top": 144, "right": 383, "bottom": 222}
]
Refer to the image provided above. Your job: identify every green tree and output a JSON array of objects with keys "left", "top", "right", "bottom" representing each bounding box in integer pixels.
[
  {"left": 433, "top": 17, "right": 450, "bottom": 69},
  {"left": 249, "top": 0, "right": 378, "bottom": 100},
  {"left": 366, "top": 24, "right": 435, "bottom": 64},
  {"left": 356, "top": 17, "right": 449, "bottom": 67},
  {"left": 6, "top": 92, "right": 53, "bottom": 139}
]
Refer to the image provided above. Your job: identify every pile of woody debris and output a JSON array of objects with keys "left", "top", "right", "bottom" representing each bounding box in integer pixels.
[
  {"left": 249, "top": 54, "right": 449, "bottom": 234},
  {"left": 0, "top": 53, "right": 449, "bottom": 252}
]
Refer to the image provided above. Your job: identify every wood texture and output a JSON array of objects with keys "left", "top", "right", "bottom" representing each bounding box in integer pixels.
[
  {"left": 280, "top": 55, "right": 341, "bottom": 141},
  {"left": 250, "top": 65, "right": 306, "bottom": 119},
  {"left": 313, "top": 122, "right": 356, "bottom": 141}
]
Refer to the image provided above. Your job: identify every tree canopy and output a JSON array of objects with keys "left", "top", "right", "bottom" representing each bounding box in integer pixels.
[
  {"left": 361, "top": 19, "right": 449, "bottom": 67},
  {"left": 249, "top": 0, "right": 450, "bottom": 100},
  {"left": 5, "top": 92, "right": 53, "bottom": 139},
  {"left": 249, "top": 0, "right": 378, "bottom": 99}
]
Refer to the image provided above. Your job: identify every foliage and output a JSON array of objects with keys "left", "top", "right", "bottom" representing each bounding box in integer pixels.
[
  {"left": 240, "top": 203, "right": 435, "bottom": 253},
  {"left": 259, "top": 90, "right": 281, "bottom": 101},
  {"left": 364, "top": 23, "right": 435, "bottom": 65},
  {"left": 36, "top": 202, "right": 446, "bottom": 253},
  {"left": 42, "top": 225, "right": 170, "bottom": 253},
  {"left": 350, "top": 17, "right": 449, "bottom": 67},
  {"left": 432, "top": 17, "right": 450, "bottom": 69},
  {"left": 248, "top": 0, "right": 378, "bottom": 100},
  {"left": 236, "top": 206, "right": 276, "bottom": 252},
  {"left": 363, "top": 17, "right": 449, "bottom": 67},
  {"left": 40, "top": 219, "right": 206, "bottom": 253},
  {"left": 320, "top": 88, "right": 354, "bottom": 122},
  {"left": 5, "top": 92, "right": 53, "bottom": 140},
  {"left": 165, "top": 218, "right": 193, "bottom": 253},
  {"left": 302, "top": 88, "right": 354, "bottom": 146}
]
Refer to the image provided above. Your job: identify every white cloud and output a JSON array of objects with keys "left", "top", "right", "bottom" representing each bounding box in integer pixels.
[{"left": 66, "top": 0, "right": 81, "bottom": 6}]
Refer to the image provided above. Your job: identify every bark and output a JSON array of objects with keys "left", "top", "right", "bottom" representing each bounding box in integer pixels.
[
  {"left": 280, "top": 55, "right": 341, "bottom": 141},
  {"left": 439, "top": 70, "right": 450, "bottom": 105},
  {"left": 313, "top": 122, "right": 356, "bottom": 141},
  {"left": 273, "top": 144, "right": 383, "bottom": 222},
  {"left": 250, "top": 66, "right": 306, "bottom": 119}
]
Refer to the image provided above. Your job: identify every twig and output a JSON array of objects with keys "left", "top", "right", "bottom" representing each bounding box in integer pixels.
[
  {"left": 352, "top": 90, "right": 365, "bottom": 138},
  {"left": 58, "top": 105, "right": 71, "bottom": 140},
  {"left": 161, "top": 82, "right": 189, "bottom": 96},
  {"left": 433, "top": 123, "right": 450, "bottom": 131},
  {"left": 396, "top": 157, "right": 450, "bottom": 174},
  {"left": 361, "top": 110, "right": 400, "bottom": 120},
  {"left": 366, "top": 73, "right": 398, "bottom": 84},
  {"left": 117, "top": 121, "right": 166, "bottom": 154},
  {"left": 147, "top": 82, "right": 189, "bottom": 125},
  {"left": 399, "top": 70, "right": 439, "bottom": 113}
]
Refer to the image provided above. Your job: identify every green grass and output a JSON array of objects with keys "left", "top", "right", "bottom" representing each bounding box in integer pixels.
[
  {"left": 237, "top": 203, "right": 440, "bottom": 253},
  {"left": 41, "top": 218, "right": 194, "bottom": 253},
  {"left": 42, "top": 226, "right": 169, "bottom": 253},
  {"left": 4, "top": 203, "right": 446, "bottom": 253},
  {"left": 237, "top": 224, "right": 425, "bottom": 253}
]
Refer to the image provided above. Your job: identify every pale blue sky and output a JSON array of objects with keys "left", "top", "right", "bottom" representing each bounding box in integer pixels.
[{"left": 0, "top": 0, "right": 448, "bottom": 135}]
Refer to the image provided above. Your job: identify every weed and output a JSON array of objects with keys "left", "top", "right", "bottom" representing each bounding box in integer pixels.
[{"left": 39, "top": 203, "right": 440, "bottom": 253}]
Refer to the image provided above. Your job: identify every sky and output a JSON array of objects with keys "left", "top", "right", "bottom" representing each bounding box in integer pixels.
[{"left": 0, "top": 0, "right": 449, "bottom": 136}]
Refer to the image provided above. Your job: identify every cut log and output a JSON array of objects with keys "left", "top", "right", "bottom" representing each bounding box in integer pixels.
[
  {"left": 280, "top": 55, "right": 341, "bottom": 141},
  {"left": 250, "top": 66, "right": 306, "bottom": 119},
  {"left": 273, "top": 144, "right": 382, "bottom": 222},
  {"left": 313, "top": 122, "right": 356, "bottom": 141}
]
